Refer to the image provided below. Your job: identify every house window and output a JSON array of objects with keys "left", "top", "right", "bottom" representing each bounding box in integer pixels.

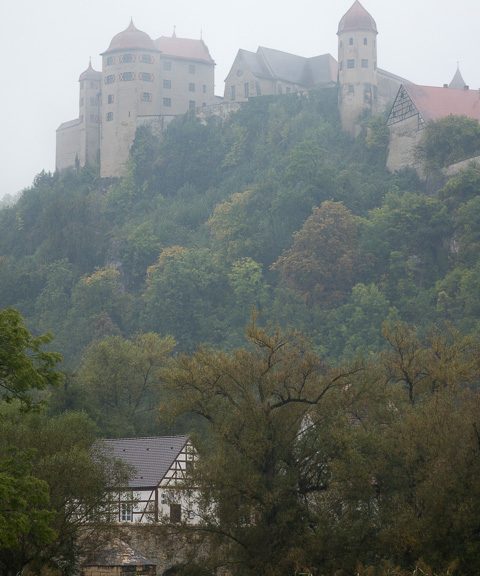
[
  {"left": 104, "top": 74, "right": 115, "bottom": 84},
  {"left": 170, "top": 503, "right": 181, "bottom": 523},
  {"left": 244, "top": 82, "right": 249, "bottom": 98},
  {"left": 106, "top": 112, "right": 113, "bottom": 121},
  {"left": 106, "top": 56, "right": 115, "bottom": 66},
  {"left": 140, "top": 54, "right": 153, "bottom": 64},
  {"left": 139, "top": 72, "right": 154, "bottom": 82},
  {"left": 119, "top": 72, "right": 135, "bottom": 81},
  {"left": 120, "top": 53, "right": 135, "bottom": 64},
  {"left": 189, "top": 100, "right": 196, "bottom": 111},
  {"left": 142, "top": 92, "right": 152, "bottom": 102},
  {"left": 349, "top": 37, "right": 354, "bottom": 45},
  {"left": 107, "top": 94, "right": 114, "bottom": 104},
  {"left": 230, "top": 85, "right": 236, "bottom": 101},
  {"left": 163, "top": 97, "right": 172, "bottom": 107},
  {"left": 188, "top": 82, "right": 195, "bottom": 92},
  {"left": 163, "top": 79, "right": 171, "bottom": 89},
  {"left": 347, "top": 59, "right": 355, "bottom": 69},
  {"left": 361, "top": 59, "right": 369, "bottom": 68},
  {"left": 189, "top": 64, "right": 196, "bottom": 74},
  {"left": 163, "top": 60, "right": 172, "bottom": 71},
  {"left": 121, "top": 502, "right": 133, "bottom": 522}
]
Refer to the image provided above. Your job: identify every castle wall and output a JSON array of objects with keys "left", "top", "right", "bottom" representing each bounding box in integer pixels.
[
  {"left": 56, "top": 120, "right": 81, "bottom": 171},
  {"left": 387, "top": 114, "right": 424, "bottom": 172},
  {"left": 159, "top": 57, "right": 215, "bottom": 116}
]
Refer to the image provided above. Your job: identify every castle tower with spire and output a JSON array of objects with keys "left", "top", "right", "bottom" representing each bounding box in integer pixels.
[{"left": 337, "top": 0, "right": 378, "bottom": 134}]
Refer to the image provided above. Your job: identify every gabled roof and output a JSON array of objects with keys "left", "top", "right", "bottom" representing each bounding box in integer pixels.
[
  {"left": 229, "top": 47, "right": 337, "bottom": 87},
  {"left": 101, "top": 435, "right": 189, "bottom": 488},
  {"left": 405, "top": 84, "right": 480, "bottom": 122},
  {"left": 155, "top": 36, "right": 214, "bottom": 64}
]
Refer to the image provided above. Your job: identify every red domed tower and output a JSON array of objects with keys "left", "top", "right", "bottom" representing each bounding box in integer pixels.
[{"left": 337, "top": 1, "right": 378, "bottom": 134}]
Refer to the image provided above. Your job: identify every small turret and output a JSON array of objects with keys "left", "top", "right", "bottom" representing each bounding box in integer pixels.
[
  {"left": 449, "top": 65, "right": 467, "bottom": 90},
  {"left": 337, "top": 1, "right": 378, "bottom": 134}
]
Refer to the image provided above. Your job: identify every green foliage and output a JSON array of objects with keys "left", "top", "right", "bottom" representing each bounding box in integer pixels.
[
  {"left": 418, "top": 115, "right": 480, "bottom": 169},
  {"left": 0, "top": 308, "right": 61, "bottom": 407}
]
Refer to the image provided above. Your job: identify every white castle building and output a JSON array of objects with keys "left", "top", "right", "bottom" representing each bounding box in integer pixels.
[
  {"left": 56, "top": 21, "right": 216, "bottom": 178},
  {"left": 57, "top": 2, "right": 477, "bottom": 178}
]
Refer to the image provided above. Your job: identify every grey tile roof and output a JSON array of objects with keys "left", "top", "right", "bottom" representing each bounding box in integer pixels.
[
  {"left": 258, "top": 47, "right": 311, "bottom": 85},
  {"left": 100, "top": 435, "right": 189, "bottom": 488},
  {"left": 307, "top": 54, "right": 338, "bottom": 87}
]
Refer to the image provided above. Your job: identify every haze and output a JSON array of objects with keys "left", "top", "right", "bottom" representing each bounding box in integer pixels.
[{"left": 1, "top": 0, "right": 479, "bottom": 199}]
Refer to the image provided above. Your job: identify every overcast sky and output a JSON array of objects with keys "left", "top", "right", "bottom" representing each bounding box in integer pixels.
[{"left": 1, "top": 0, "right": 479, "bottom": 199}]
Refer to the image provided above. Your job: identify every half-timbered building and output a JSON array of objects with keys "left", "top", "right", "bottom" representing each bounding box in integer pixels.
[{"left": 100, "top": 435, "right": 197, "bottom": 524}]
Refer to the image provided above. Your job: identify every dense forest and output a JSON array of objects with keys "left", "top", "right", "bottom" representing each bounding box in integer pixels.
[{"left": 2, "top": 89, "right": 480, "bottom": 575}]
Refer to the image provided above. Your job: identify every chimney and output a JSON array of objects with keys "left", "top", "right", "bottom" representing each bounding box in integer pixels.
[
  {"left": 443, "top": 83, "right": 448, "bottom": 88},
  {"left": 464, "top": 85, "right": 470, "bottom": 90}
]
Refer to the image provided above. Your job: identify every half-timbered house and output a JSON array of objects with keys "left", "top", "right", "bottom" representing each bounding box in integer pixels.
[{"left": 100, "top": 435, "right": 197, "bottom": 524}]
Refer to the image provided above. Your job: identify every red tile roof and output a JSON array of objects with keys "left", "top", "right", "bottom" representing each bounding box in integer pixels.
[
  {"left": 407, "top": 84, "right": 480, "bottom": 123},
  {"left": 104, "top": 20, "right": 157, "bottom": 54},
  {"left": 338, "top": 1, "right": 377, "bottom": 34},
  {"left": 155, "top": 36, "right": 214, "bottom": 64}
]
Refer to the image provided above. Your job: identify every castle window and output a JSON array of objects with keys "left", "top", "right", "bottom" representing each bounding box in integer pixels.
[
  {"left": 202, "top": 84, "right": 207, "bottom": 94},
  {"left": 361, "top": 59, "right": 369, "bottom": 68},
  {"left": 189, "top": 82, "right": 195, "bottom": 92},
  {"left": 120, "top": 53, "right": 135, "bottom": 64},
  {"left": 142, "top": 92, "right": 152, "bottom": 102},
  {"left": 163, "top": 60, "right": 172, "bottom": 71},
  {"left": 230, "top": 85, "right": 236, "bottom": 101},
  {"left": 189, "top": 64, "right": 196, "bottom": 74},
  {"left": 106, "top": 112, "right": 113, "bottom": 121},
  {"left": 348, "top": 84, "right": 354, "bottom": 94},
  {"left": 104, "top": 75, "right": 115, "bottom": 85},
  {"left": 119, "top": 72, "right": 135, "bottom": 81},
  {"left": 244, "top": 82, "right": 249, "bottom": 98},
  {"left": 163, "top": 97, "right": 172, "bottom": 107},
  {"left": 107, "top": 94, "right": 114, "bottom": 104},
  {"left": 139, "top": 72, "right": 154, "bottom": 82},
  {"left": 363, "top": 38, "right": 368, "bottom": 45},
  {"left": 106, "top": 56, "right": 115, "bottom": 66},
  {"left": 349, "top": 37, "right": 354, "bottom": 46},
  {"left": 347, "top": 59, "right": 355, "bottom": 69},
  {"left": 163, "top": 79, "right": 171, "bottom": 89},
  {"left": 189, "top": 100, "right": 196, "bottom": 111},
  {"left": 140, "top": 54, "right": 153, "bottom": 64}
]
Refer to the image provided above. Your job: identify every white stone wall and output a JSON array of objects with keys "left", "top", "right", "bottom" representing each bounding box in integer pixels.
[{"left": 56, "top": 121, "right": 81, "bottom": 171}]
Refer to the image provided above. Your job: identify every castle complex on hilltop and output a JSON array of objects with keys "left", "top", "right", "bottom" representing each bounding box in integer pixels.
[{"left": 56, "top": 1, "right": 479, "bottom": 178}]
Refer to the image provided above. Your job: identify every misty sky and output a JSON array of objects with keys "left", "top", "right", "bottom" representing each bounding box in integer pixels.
[{"left": 1, "top": 0, "right": 479, "bottom": 198}]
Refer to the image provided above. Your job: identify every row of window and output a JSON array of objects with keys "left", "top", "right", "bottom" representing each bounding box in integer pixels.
[
  {"left": 339, "top": 59, "right": 377, "bottom": 70},
  {"left": 106, "top": 53, "right": 154, "bottom": 66},
  {"left": 80, "top": 96, "right": 100, "bottom": 107},
  {"left": 340, "top": 37, "right": 376, "bottom": 48},
  {"left": 104, "top": 72, "right": 155, "bottom": 84}
]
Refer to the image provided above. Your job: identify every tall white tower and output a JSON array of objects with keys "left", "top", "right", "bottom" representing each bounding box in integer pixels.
[
  {"left": 100, "top": 20, "right": 161, "bottom": 178},
  {"left": 78, "top": 61, "right": 101, "bottom": 167},
  {"left": 337, "top": 1, "right": 378, "bottom": 135}
]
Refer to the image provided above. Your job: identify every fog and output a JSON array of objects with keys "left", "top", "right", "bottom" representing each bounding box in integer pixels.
[{"left": 1, "top": 0, "right": 479, "bottom": 198}]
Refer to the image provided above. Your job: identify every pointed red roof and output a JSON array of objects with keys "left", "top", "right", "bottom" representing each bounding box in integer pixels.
[
  {"left": 79, "top": 60, "right": 101, "bottom": 81},
  {"left": 338, "top": 1, "right": 378, "bottom": 34}
]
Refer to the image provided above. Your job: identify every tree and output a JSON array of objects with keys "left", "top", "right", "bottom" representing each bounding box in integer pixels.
[
  {"left": 272, "top": 201, "right": 359, "bottom": 306},
  {"left": 0, "top": 308, "right": 61, "bottom": 407},
  {"left": 161, "top": 321, "right": 362, "bottom": 576}
]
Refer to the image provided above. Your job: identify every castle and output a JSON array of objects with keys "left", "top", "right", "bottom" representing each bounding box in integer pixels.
[{"left": 56, "top": 1, "right": 479, "bottom": 178}]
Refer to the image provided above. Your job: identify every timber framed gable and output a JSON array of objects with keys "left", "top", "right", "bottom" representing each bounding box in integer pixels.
[{"left": 387, "top": 85, "right": 425, "bottom": 130}]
